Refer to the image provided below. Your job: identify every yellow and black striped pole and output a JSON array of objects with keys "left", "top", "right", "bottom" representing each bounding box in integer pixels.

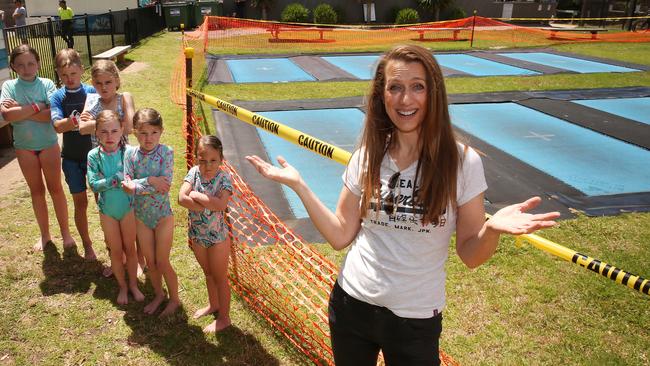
[
  {"left": 186, "top": 89, "right": 352, "bottom": 166},
  {"left": 188, "top": 89, "right": 649, "bottom": 297}
]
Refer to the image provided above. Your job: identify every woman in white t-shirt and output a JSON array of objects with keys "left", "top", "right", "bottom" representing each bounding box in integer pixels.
[{"left": 246, "top": 44, "right": 560, "bottom": 366}]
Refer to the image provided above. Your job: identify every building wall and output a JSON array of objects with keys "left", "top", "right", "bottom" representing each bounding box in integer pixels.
[{"left": 454, "top": 0, "right": 557, "bottom": 19}]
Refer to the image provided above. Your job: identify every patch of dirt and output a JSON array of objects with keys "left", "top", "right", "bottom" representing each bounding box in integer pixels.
[
  {"left": 0, "top": 147, "right": 24, "bottom": 197},
  {"left": 120, "top": 61, "right": 149, "bottom": 74}
]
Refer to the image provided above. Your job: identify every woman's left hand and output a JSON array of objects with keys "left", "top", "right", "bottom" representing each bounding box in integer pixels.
[{"left": 487, "top": 197, "right": 560, "bottom": 236}]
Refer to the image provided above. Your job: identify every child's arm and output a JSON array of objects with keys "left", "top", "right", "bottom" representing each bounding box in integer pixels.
[
  {"left": 30, "top": 107, "right": 53, "bottom": 122},
  {"left": 188, "top": 189, "right": 231, "bottom": 212},
  {"left": 87, "top": 151, "right": 122, "bottom": 193},
  {"left": 178, "top": 181, "right": 205, "bottom": 212},
  {"left": 144, "top": 146, "right": 174, "bottom": 193},
  {"left": 50, "top": 90, "right": 75, "bottom": 133},
  {"left": 31, "top": 80, "right": 57, "bottom": 123},
  {"left": 78, "top": 112, "right": 96, "bottom": 135},
  {"left": 1, "top": 99, "right": 45, "bottom": 122},
  {"left": 121, "top": 92, "right": 135, "bottom": 135}
]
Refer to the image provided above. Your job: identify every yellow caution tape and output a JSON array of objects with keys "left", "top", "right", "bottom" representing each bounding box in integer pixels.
[
  {"left": 187, "top": 89, "right": 352, "bottom": 165},
  {"left": 516, "top": 234, "right": 649, "bottom": 296}
]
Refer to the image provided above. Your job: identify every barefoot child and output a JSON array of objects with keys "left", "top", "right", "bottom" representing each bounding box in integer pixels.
[
  {"left": 123, "top": 108, "right": 180, "bottom": 316},
  {"left": 79, "top": 59, "right": 145, "bottom": 275},
  {"left": 178, "top": 135, "right": 232, "bottom": 332},
  {"left": 50, "top": 48, "right": 97, "bottom": 260},
  {"left": 87, "top": 110, "right": 144, "bottom": 305},
  {"left": 1, "top": 45, "right": 75, "bottom": 251}
]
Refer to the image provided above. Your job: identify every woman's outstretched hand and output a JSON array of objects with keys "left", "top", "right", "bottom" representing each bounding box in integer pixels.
[
  {"left": 487, "top": 197, "right": 560, "bottom": 236},
  {"left": 245, "top": 155, "right": 302, "bottom": 189}
]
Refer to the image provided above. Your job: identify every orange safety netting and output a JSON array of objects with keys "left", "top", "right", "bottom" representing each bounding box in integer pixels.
[
  {"left": 189, "top": 15, "right": 650, "bottom": 55},
  {"left": 171, "top": 15, "right": 650, "bottom": 103},
  {"left": 181, "top": 101, "right": 459, "bottom": 365}
]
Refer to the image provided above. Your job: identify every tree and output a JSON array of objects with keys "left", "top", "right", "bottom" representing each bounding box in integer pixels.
[
  {"left": 251, "top": 0, "right": 274, "bottom": 20},
  {"left": 418, "top": 0, "right": 452, "bottom": 21}
]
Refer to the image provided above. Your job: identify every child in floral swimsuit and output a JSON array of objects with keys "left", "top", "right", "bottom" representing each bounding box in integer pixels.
[
  {"left": 123, "top": 108, "right": 179, "bottom": 317},
  {"left": 178, "top": 135, "right": 233, "bottom": 333}
]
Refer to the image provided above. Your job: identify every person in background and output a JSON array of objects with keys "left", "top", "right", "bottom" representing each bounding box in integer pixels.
[
  {"left": 57, "top": 1, "right": 74, "bottom": 49},
  {"left": 12, "top": 0, "right": 25, "bottom": 26},
  {"left": 12, "top": 0, "right": 27, "bottom": 44}
]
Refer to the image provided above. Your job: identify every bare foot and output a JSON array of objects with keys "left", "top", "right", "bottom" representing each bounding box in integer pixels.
[
  {"left": 144, "top": 295, "right": 166, "bottom": 315},
  {"left": 117, "top": 288, "right": 129, "bottom": 305},
  {"left": 62, "top": 237, "right": 76, "bottom": 249},
  {"left": 82, "top": 242, "right": 97, "bottom": 261},
  {"left": 102, "top": 265, "right": 113, "bottom": 278},
  {"left": 130, "top": 286, "right": 145, "bottom": 302},
  {"left": 193, "top": 305, "right": 219, "bottom": 319},
  {"left": 33, "top": 238, "right": 51, "bottom": 251},
  {"left": 159, "top": 300, "right": 180, "bottom": 317},
  {"left": 203, "top": 317, "right": 231, "bottom": 333}
]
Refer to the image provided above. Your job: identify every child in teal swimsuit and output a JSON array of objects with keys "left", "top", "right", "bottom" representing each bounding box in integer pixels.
[
  {"left": 87, "top": 110, "right": 144, "bottom": 306},
  {"left": 179, "top": 135, "right": 233, "bottom": 333},
  {"left": 1, "top": 45, "right": 75, "bottom": 252},
  {"left": 123, "top": 108, "right": 179, "bottom": 317}
]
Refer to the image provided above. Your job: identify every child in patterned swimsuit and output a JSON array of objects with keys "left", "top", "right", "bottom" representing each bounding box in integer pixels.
[
  {"left": 123, "top": 108, "right": 180, "bottom": 317},
  {"left": 87, "top": 110, "right": 144, "bottom": 306},
  {"left": 178, "top": 135, "right": 233, "bottom": 333}
]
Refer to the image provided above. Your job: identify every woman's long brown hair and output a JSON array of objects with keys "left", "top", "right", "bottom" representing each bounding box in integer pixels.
[{"left": 358, "top": 44, "right": 460, "bottom": 226}]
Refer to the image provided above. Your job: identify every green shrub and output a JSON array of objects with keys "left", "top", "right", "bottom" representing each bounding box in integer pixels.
[
  {"left": 395, "top": 8, "right": 419, "bottom": 24},
  {"left": 280, "top": 3, "right": 310, "bottom": 23},
  {"left": 313, "top": 3, "right": 337, "bottom": 24}
]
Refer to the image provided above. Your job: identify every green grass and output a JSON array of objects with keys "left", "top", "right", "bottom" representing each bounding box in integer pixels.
[{"left": 1, "top": 33, "right": 649, "bottom": 365}]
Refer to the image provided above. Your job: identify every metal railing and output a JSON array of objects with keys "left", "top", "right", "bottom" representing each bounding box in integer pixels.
[{"left": 2, "top": 6, "right": 165, "bottom": 83}]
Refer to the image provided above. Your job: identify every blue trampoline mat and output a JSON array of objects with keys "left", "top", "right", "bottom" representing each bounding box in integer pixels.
[
  {"left": 257, "top": 108, "right": 364, "bottom": 218},
  {"left": 497, "top": 52, "right": 639, "bottom": 73},
  {"left": 226, "top": 58, "right": 315, "bottom": 83},
  {"left": 434, "top": 54, "right": 539, "bottom": 76},
  {"left": 573, "top": 97, "right": 650, "bottom": 126},
  {"left": 321, "top": 53, "right": 538, "bottom": 80},
  {"left": 321, "top": 55, "right": 379, "bottom": 80},
  {"left": 449, "top": 103, "right": 650, "bottom": 196}
]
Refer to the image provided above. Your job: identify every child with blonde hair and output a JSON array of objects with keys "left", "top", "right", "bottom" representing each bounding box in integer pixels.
[
  {"left": 179, "top": 135, "right": 233, "bottom": 332},
  {"left": 80, "top": 59, "right": 144, "bottom": 275},
  {"left": 123, "top": 108, "right": 180, "bottom": 316},
  {"left": 87, "top": 110, "right": 144, "bottom": 305},
  {"left": 1, "top": 45, "right": 75, "bottom": 251},
  {"left": 79, "top": 59, "right": 134, "bottom": 146}
]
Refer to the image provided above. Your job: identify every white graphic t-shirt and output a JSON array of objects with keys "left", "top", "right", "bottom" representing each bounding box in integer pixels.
[{"left": 338, "top": 143, "right": 487, "bottom": 319}]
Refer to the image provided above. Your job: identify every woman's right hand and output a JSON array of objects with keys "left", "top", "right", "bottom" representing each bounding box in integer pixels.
[{"left": 246, "top": 155, "right": 303, "bottom": 189}]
